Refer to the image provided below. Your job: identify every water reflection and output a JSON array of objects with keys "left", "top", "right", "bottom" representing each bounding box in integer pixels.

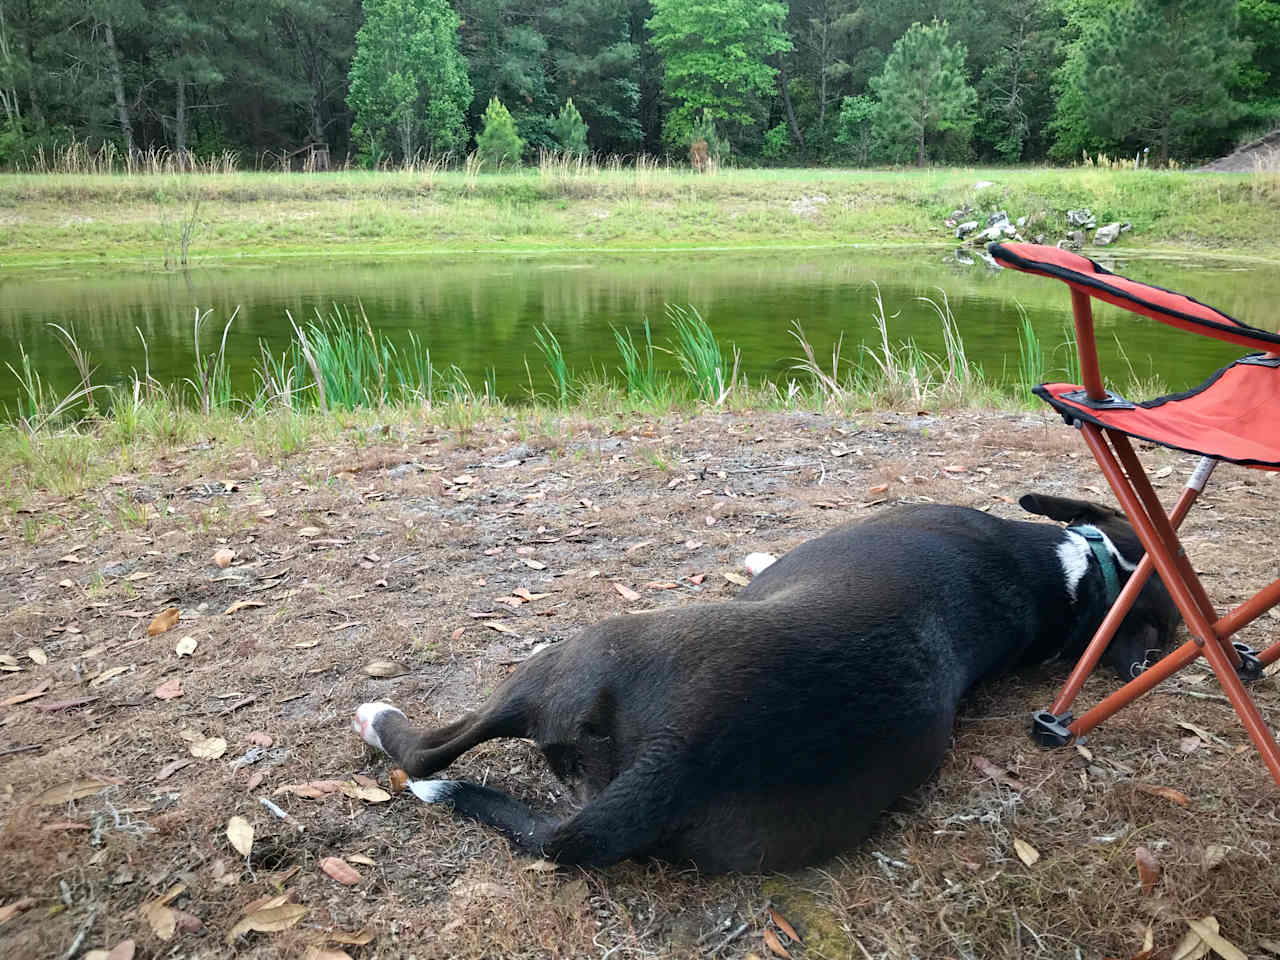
[{"left": 0, "top": 248, "right": 1260, "bottom": 412}]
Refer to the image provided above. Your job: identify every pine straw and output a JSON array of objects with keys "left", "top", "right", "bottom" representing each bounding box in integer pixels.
[{"left": 0, "top": 409, "right": 1277, "bottom": 959}]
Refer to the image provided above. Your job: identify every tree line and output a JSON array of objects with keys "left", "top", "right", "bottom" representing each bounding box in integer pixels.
[{"left": 0, "top": 0, "right": 1275, "bottom": 169}]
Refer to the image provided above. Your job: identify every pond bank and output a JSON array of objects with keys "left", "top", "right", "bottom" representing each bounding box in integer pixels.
[{"left": 5, "top": 166, "right": 1280, "bottom": 268}]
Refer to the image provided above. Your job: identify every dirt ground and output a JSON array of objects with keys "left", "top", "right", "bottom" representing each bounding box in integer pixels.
[{"left": 1, "top": 408, "right": 1278, "bottom": 960}]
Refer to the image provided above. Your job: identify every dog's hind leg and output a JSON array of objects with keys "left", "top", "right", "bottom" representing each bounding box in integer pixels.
[{"left": 354, "top": 701, "right": 525, "bottom": 778}]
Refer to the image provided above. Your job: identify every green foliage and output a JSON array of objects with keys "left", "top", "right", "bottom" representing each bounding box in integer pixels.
[
  {"left": 1056, "top": 0, "right": 1250, "bottom": 163},
  {"left": 763, "top": 122, "right": 791, "bottom": 160},
  {"left": 646, "top": 0, "right": 792, "bottom": 148},
  {"left": 870, "top": 20, "right": 977, "bottom": 165},
  {"left": 347, "top": 0, "right": 472, "bottom": 160},
  {"left": 550, "top": 98, "right": 589, "bottom": 155},
  {"left": 475, "top": 97, "right": 524, "bottom": 169},
  {"left": 833, "top": 94, "right": 876, "bottom": 164}
]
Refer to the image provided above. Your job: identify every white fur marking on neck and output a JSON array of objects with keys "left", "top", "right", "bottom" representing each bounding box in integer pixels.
[
  {"left": 353, "top": 701, "right": 403, "bottom": 754},
  {"left": 1058, "top": 524, "right": 1139, "bottom": 601},
  {"left": 1057, "top": 531, "right": 1091, "bottom": 601}
]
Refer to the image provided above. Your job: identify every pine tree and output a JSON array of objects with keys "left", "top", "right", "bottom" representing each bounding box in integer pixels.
[
  {"left": 870, "top": 19, "right": 977, "bottom": 165},
  {"left": 550, "top": 98, "right": 588, "bottom": 154},
  {"left": 475, "top": 96, "right": 523, "bottom": 168}
]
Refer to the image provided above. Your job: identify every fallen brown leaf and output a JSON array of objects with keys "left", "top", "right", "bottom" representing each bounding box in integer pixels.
[
  {"left": 1202, "top": 843, "right": 1229, "bottom": 870},
  {"left": 1185, "top": 918, "right": 1246, "bottom": 960},
  {"left": 273, "top": 780, "right": 347, "bottom": 799},
  {"left": 317, "top": 927, "right": 375, "bottom": 946},
  {"left": 155, "top": 758, "right": 194, "bottom": 782},
  {"left": 346, "top": 854, "right": 376, "bottom": 867},
  {"left": 189, "top": 737, "right": 228, "bottom": 760},
  {"left": 0, "top": 897, "right": 35, "bottom": 926},
  {"left": 213, "top": 548, "right": 235, "bottom": 568},
  {"left": 1135, "top": 783, "right": 1191, "bottom": 807},
  {"left": 339, "top": 781, "right": 391, "bottom": 803},
  {"left": 1134, "top": 846, "right": 1160, "bottom": 895},
  {"left": 226, "top": 899, "right": 308, "bottom": 942},
  {"left": 153, "top": 676, "right": 183, "bottom": 700},
  {"left": 724, "top": 572, "right": 750, "bottom": 587},
  {"left": 1, "top": 680, "right": 51, "bottom": 706},
  {"left": 27, "top": 647, "right": 48, "bottom": 665},
  {"left": 763, "top": 928, "right": 792, "bottom": 959},
  {"left": 972, "top": 755, "right": 1029, "bottom": 792},
  {"left": 224, "top": 599, "right": 265, "bottom": 616},
  {"left": 319, "top": 857, "right": 362, "bottom": 885},
  {"left": 89, "top": 665, "right": 131, "bottom": 688},
  {"left": 1013, "top": 837, "right": 1041, "bottom": 867},
  {"left": 227, "top": 815, "right": 254, "bottom": 857},
  {"left": 246, "top": 731, "right": 273, "bottom": 748},
  {"left": 362, "top": 660, "right": 407, "bottom": 678},
  {"left": 147, "top": 607, "right": 181, "bottom": 636},
  {"left": 140, "top": 883, "right": 186, "bottom": 941},
  {"left": 769, "top": 907, "right": 801, "bottom": 943},
  {"left": 612, "top": 583, "right": 641, "bottom": 602},
  {"left": 34, "top": 778, "right": 115, "bottom": 805}
]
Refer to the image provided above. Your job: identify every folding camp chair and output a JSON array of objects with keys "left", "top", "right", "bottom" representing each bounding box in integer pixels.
[{"left": 988, "top": 242, "right": 1280, "bottom": 786}]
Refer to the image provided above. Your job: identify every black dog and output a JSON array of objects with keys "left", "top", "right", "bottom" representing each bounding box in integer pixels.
[{"left": 353, "top": 494, "right": 1176, "bottom": 873}]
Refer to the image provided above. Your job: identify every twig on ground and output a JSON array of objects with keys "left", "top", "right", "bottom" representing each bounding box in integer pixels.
[
  {"left": 60, "top": 909, "right": 96, "bottom": 960},
  {"left": 705, "top": 921, "right": 748, "bottom": 956}
]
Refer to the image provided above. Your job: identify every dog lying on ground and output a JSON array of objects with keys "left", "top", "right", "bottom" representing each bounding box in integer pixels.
[{"left": 353, "top": 494, "right": 1177, "bottom": 873}]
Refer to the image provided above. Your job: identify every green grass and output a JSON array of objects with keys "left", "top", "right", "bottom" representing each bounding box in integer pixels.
[{"left": 6, "top": 165, "right": 1280, "bottom": 267}]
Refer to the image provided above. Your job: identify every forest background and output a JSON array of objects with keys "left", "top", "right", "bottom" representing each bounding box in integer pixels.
[{"left": 0, "top": 0, "right": 1274, "bottom": 173}]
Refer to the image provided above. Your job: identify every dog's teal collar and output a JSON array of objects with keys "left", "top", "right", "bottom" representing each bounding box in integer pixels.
[{"left": 1067, "top": 525, "right": 1121, "bottom": 605}]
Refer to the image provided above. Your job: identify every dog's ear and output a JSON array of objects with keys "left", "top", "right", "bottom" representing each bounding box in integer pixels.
[{"left": 1019, "top": 493, "right": 1123, "bottom": 526}]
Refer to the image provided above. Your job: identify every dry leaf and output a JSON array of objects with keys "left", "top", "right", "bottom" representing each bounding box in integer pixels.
[
  {"left": 34, "top": 778, "right": 113, "bottom": 805},
  {"left": 769, "top": 907, "right": 801, "bottom": 943},
  {"left": 89, "top": 665, "right": 131, "bottom": 687},
  {"left": 763, "top": 928, "right": 792, "bottom": 959},
  {"left": 155, "top": 758, "right": 194, "bottom": 782},
  {"left": 362, "top": 660, "right": 407, "bottom": 678},
  {"left": 389, "top": 769, "right": 408, "bottom": 792},
  {"left": 0, "top": 897, "right": 35, "bottom": 926},
  {"left": 189, "top": 737, "right": 228, "bottom": 760},
  {"left": 246, "top": 731, "right": 273, "bottom": 748},
  {"left": 213, "top": 548, "right": 235, "bottom": 568},
  {"left": 27, "top": 647, "right": 48, "bottom": 665},
  {"left": 319, "top": 928, "right": 375, "bottom": 946},
  {"left": 1134, "top": 846, "right": 1160, "bottom": 895},
  {"left": 298, "top": 526, "right": 322, "bottom": 537},
  {"left": 258, "top": 508, "right": 277, "bottom": 519},
  {"left": 521, "top": 558, "right": 546, "bottom": 570},
  {"left": 140, "top": 883, "right": 186, "bottom": 941},
  {"left": 523, "top": 859, "right": 558, "bottom": 873},
  {"left": 1074, "top": 743, "right": 1094, "bottom": 761},
  {"left": 1013, "top": 837, "right": 1041, "bottom": 867},
  {"left": 302, "top": 949, "right": 353, "bottom": 960},
  {"left": 226, "top": 901, "right": 308, "bottom": 942},
  {"left": 1258, "top": 939, "right": 1280, "bottom": 955},
  {"left": 1202, "top": 843, "right": 1229, "bottom": 870},
  {"left": 973, "top": 755, "right": 1029, "bottom": 792},
  {"left": 125, "top": 570, "right": 152, "bottom": 582},
  {"left": 868, "top": 483, "right": 889, "bottom": 494},
  {"left": 723, "top": 572, "right": 750, "bottom": 587},
  {"left": 226, "top": 816, "right": 254, "bottom": 857},
  {"left": 148, "top": 608, "right": 181, "bottom": 636},
  {"left": 273, "top": 780, "right": 346, "bottom": 799},
  {"left": 612, "top": 583, "right": 641, "bottom": 602},
  {"left": 346, "top": 854, "right": 376, "bottom": 867},
  {"left": 1135, "top": 783, "right": 1190, "bottom": 807},
  {"left": 224, "top": 599, "right": 265, "bottom": 615},
  {"left": 154, "top": 676, "right": 184, "bottom": 700},
  {"left": 1185, "top": 918, "right": 1246, "bottom": 960},
  {"left": 1, "top": 680, "right": 51, "bottom": 706},
  {"left": 319, "top": 857, "right": 362, "bottom": 885},
  {"left": 339, "top": 781, "right": 391, "bottom": 803},
  {"left": 1172, "top": 915, "right": 1219, "bottom": 960},
  {"left": 103, "top": 939, "right": 136, "bottom": 960},
  {"left": 174, "top": 636, "right": 198, "bottom": 657}
]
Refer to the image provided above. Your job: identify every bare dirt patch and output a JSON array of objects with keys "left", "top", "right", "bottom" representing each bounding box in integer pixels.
[{"left": 1, "top": 409, "right": 1277, "bottom": 959}]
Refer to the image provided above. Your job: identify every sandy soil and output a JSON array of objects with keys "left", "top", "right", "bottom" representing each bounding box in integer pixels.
[{"left": 1, "top": 408, "right": 1278, "bottom": 959}]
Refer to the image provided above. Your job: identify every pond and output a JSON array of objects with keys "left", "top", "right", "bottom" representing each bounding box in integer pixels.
[{"left": 0, "top": 247, "right": 1267, "bottom": 415}]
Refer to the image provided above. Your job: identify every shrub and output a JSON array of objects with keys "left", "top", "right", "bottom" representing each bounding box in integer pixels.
[{"left": 476, "top": 97, "right": 524, "bottom": 170}]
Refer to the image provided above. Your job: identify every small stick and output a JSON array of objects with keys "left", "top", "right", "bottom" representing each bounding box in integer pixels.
[
  {"left": 0, "top": 744, "right": 42, "bottom": 758},
  {"left": 705, "top": 921, "right": 748, "bottom": 956},
  {"left": 61, "top": 909, "right": 96, "bottom": 960}
]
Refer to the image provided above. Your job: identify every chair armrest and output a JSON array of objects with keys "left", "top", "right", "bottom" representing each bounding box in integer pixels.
[{"left": 990, "top": 242, "right": 1280, "bottom": 355}]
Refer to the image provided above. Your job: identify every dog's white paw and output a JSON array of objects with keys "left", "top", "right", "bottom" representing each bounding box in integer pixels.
[
  {"left": 743, "top": 552, "right": 777, "bottom": 576},
  {"left": 408, "top": 779, "right": 460, "bottom": 804},
  {"left": 352, "top": 701, "right": 403, "bottom": 753}
]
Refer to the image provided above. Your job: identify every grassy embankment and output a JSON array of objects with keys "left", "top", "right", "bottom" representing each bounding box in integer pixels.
[{"left": 5, "top": 161, "right": 1280, "bottom": 267}]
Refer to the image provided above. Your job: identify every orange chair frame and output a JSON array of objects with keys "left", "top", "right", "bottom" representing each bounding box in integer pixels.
[{"left": 992, "top": 246, "right": 1280, "bottom": 786}]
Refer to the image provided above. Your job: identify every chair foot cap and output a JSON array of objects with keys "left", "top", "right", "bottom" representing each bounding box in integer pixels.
[{"left": 1030, "top": 710, "right": 1074, "bottom": 748}]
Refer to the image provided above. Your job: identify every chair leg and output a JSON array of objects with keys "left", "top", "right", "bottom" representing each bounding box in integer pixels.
[{"left": 1077, "top": 426, "right": 1280, "bottom": 786}]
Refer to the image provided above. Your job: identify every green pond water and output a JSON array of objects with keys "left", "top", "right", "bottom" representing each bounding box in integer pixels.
[{"left": 0, "top": 247, "right": 1265, "bottom": 416}]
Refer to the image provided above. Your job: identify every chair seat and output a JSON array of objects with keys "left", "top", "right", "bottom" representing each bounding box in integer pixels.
[{"left": 1035, "top": 356, "right": 1280, "bottom": 469}]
